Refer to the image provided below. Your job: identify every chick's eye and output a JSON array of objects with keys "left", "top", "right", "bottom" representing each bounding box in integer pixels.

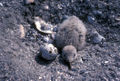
[
  {"left": 49, "top": 51, "right": 52, "bottom": 53},
  {"left": 73, "top": 54, "right": 76, "bottom": 57},
  {"left": 64, "top": 54, "right": 66, "bottom": 57},
  {"left": 63, "top": 53, "right": 66, "bottom": 57}
]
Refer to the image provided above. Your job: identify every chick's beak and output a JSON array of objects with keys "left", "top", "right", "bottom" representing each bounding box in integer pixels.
[{"left": 68, "top": 62, "right": 72, "bottom": 70}]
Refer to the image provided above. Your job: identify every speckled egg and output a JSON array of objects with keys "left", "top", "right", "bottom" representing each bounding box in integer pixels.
[{"left": 40, "top": 43, "right": 58, "bottom": 60}]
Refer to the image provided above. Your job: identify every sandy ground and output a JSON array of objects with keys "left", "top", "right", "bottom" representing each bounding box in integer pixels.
[{"left": 0, "top": 0, "right": 120, "bottom": 81}]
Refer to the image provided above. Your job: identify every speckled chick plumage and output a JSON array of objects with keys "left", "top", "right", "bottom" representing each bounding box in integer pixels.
[
  {"left": 55, "top": 16, "right": 87, "bottom": 51},
  {"left": 62, "top": 45, "right": 77, "bottom": 63}
]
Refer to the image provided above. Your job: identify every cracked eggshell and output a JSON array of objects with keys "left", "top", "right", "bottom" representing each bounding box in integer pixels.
[
  {"left": 34, "top": 17, "right": 54, "bottom": 34},
  {"left": 40, "top": 43, "right": 58, "bottom": 60}
]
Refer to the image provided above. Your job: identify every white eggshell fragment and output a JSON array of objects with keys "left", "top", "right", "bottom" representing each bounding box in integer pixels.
[{"left": 34, "top": 17, "right": 55, "bottom": 34}]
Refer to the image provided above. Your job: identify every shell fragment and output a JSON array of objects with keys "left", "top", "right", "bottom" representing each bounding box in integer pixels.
[{"left": 34, "top": 17, "right": 55, "bottom": 34}]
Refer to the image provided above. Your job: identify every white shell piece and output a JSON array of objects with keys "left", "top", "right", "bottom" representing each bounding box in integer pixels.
[{"left": 34, "top": 17, "right": 55, "bottom": 34}]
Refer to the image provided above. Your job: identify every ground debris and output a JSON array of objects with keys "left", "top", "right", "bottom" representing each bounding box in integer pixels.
[
  {"left": 23, "top": 0, "right": 34, "bottom": 5},
  {"left": 19, "top": 24, "right": 25, "bottom": 38}
]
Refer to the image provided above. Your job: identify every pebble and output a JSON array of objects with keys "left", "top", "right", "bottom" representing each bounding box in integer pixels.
[
  {"left": 44, "top": 5, "right": 49, "bottom": 10},
  {"left": 104, "top": 61, "right": 109, "bottom": 64},
  {"left": 93, "top": 10, "right": 102, "bottom": 16},
  {"left": 57, "top": 4, "right": 62, "bottom": 9},
  {"left": 87, "top": 16, "right": 95, "bottom": 23},
  {"left": 53, "top": 26, "right": 58, "bottom": 32},
  {"left": 40, "top": 43, "right": 58, "bottom": 60},
  {"left": 0, "top": 3, "right": 3, "bottom": 7},
  {"left": 115, "top": 17, "right": 120, "bottom": 21},
  {"left": 92, "top": 30, "right": 105, "bottom": 44},
  {"left": 43, "top": 36, "right": 50, "bottom": 43},
  {"left": 24, "top": 0, "right": 34, "bottom": 5},
  {"left": 80, "top": 70, "right": 86, "bottom": 74},
  {"left": 19, "top": 24, "right": 25, "bottom": 38},
  {"left": 38, "top": 76, "right": 42, "bottom": 80},
  {"left": 43, "top": 36, "right": 53, "bottom": 43}
]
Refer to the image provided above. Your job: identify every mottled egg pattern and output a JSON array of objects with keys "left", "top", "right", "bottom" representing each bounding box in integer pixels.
[{"left": 40, "top": 43, "right": 58, "bottom": 60}]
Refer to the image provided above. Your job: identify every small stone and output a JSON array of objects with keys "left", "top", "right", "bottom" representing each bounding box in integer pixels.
[
  {"left": 104, "top": 61, "right": 109, "bottom": 64},
  {"left": 57, "top": 4, "right": 62, "bottom": 9},
  {"left": 53, "top": 26, "right": 58, "bottom": 32},
  {"left": 43, "top": 36, "right": 49, "bottom": 43},
  {"left": 39, "top": 76, "right": 42, "bottom": 80},
  {"left": 115, "top": 17, "right": 120, "bottom": 21},
  {"left": 93, "top": 10, "right": 102, "bottom": 16},
  {"left": 0, "top": 3, "right": 3, "bottom": 7},
  {"left": 24, "top": 0, "right": 34, "bottom": 5},
  {"left": 87, "top": 16, "right": 95, "bottom": 23},
  {"left": 43, "top": 36, "right": 53, "bottom": 43},
  {"left": 40, "top": 43, "right": 58, "bottom": 60},
  {"left": 85, "top": 0, "right": 90, "bottom": 2},
  {"left": 19, "top": 24, "right": 25, "bottom": 38},
  {"left": 80, "top": 70, "right": 86, "bottom": 74},
  {"left": 92, "top": 30, "right": 105, "bottom": 44},
  {"left": 44, "top": 5, "right": 49, "bottom": 10}
]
